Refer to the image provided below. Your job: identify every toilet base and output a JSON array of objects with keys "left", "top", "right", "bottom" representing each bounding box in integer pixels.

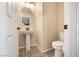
[{"left": 54, "top": 49, "right": 64, "bottom": 57}]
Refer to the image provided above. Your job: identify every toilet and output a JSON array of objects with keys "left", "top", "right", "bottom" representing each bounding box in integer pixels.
[{"left": 52, "top": 32, "right": 64, "bottom": 57}]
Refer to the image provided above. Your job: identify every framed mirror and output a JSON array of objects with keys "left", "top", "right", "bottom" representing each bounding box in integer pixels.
[{"left": 22, "top": 16, "right": 30, "bottom": 25}]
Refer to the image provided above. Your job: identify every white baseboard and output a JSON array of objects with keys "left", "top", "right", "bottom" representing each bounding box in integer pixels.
[
  {"left": 31, "top": 43, "right": 37, "bottom": 46},
  {"left": 19, "top": 44, "right": 37, "bottom": 49}
]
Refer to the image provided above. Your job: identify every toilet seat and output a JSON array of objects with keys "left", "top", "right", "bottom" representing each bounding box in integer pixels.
[{"left": 52, "top": 41, "right": 64, "bottom": 49}]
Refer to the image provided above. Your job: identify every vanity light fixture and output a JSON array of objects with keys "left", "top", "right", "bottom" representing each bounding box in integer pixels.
[{"left": 21, "top": 2, "right": 35, "bottom": 11}]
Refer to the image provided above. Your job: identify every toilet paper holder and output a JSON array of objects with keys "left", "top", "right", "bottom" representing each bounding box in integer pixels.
[{"left": 64, "top": 25, "right": 68, "bottom": 29}]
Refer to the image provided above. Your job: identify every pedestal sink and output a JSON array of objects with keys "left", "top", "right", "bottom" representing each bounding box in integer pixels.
[{"left": 19, "top": 29, "right": 32, "bottom": 51}]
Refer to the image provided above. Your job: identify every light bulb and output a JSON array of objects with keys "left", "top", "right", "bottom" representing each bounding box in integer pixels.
[
  {"left": 26, "top": 3, "right": 30, "bottom": 8},
  {"left": 29, "top": 3, "right": 35, "bottom": 11}
]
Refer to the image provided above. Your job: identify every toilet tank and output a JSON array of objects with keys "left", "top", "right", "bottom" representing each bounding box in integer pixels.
[{"left": 59, "top": 32, "right": 64, "bottom": 41}]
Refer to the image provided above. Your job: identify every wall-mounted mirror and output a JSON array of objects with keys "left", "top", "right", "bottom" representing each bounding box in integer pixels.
[{"left": 22, "top": 16, "right": 30, "bottom": 26}]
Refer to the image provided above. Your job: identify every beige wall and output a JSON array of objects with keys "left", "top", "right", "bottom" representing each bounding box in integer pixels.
[
  {"left": 58, "top": 3, "right": 64, "bottom": 32},
  {"left": 35, "top": 3, "right": 44, "bottom": 49},
  {"left": 57, "top": 3, "right": 64, "bottom": 40},
  {"left": 43, "top": 2, "right": 58, "bottom": 50},
  {"left": 35, "top": 2, "right": 64, "bottom": 50}
]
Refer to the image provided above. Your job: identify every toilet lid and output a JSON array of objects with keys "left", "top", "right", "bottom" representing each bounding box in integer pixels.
[{"left": 52, "top": 41, "right": 64, "bottom": 48}]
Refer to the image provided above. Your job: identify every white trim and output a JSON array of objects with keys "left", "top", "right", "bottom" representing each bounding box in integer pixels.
[
  {"left": 64, "top": 2, "right": 77, "bottom": 57},
  {"left": 19, "top": 46, "right": 26, "bottom": 49},
  {"left": 30, "top": 43, "right": 37, "bottom": 46},
  {"left": 19, "top": 43, "right": 37, "bottom": 49}
]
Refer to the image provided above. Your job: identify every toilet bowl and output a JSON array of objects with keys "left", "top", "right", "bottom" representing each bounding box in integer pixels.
[
  {"left": 52, "top": 32, "right": 64, "bottom": 57},
  {"left": 52, "top": 41, "right": 64, "bottom": 57}
]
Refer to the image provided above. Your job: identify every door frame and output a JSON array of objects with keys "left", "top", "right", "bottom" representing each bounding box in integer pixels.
[{"left": 64, "top": 2, "right": 77, "bottom": 57}]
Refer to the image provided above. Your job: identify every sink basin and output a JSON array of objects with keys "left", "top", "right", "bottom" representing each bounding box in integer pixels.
[
  {"left": 19, "top": 29, "right": 32, "bottom": 35},
  {"left": 24, "top": 30, "right": 32, "bottom": 34}
]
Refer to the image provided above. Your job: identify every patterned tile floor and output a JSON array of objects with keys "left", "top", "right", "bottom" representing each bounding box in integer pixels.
[{"left": 19, "top": 46, "right": 55, "bottom": 57}]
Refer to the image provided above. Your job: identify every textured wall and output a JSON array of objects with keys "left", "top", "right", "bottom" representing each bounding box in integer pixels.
[
  {"left": 42, "top": 2, "right": 58, "bottom": 50},
  {"left": 36, "top": 2, "right": 64, "bottom": 50},
  {"left": 57, "top": 3, "right": 64, "bottom": 40},
  {"left": 18, "top": 2, "right": 64, "bottom": 51}
]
